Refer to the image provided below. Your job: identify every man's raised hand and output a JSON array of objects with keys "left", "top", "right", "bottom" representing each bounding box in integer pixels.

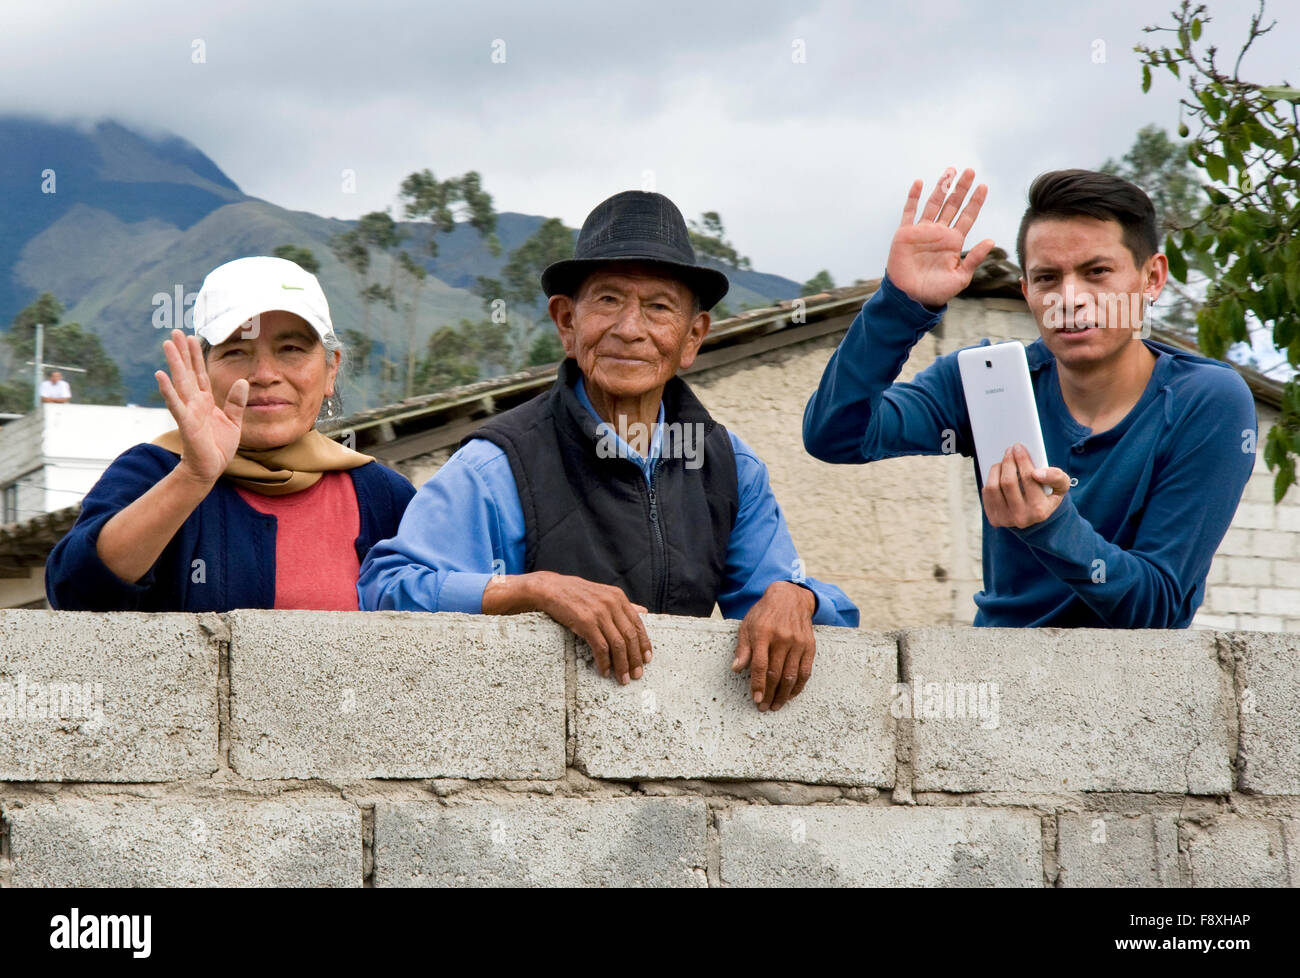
[{"left": 886, "top": 167, "right": 996, "bottom": 310}]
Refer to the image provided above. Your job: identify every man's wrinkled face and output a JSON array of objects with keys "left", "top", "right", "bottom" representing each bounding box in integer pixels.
[
  {"left": 1020, "top": 216, "right": 1165, "bottom": 371},
  {"left": 549, "top": 263, "right": 709, "bottom": 403}
]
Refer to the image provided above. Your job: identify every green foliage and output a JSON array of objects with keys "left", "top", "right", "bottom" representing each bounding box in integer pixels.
[
  {"left": 341, "top": 328, "right": 372, "bottom": 371},
  {"left": 478, "top": 218, "right": 574, "bottom": 315},
  {"left": 1, "top": 293, "right": 126, "bottom": 408},
  {"left": 329, "top": 172, "right": 500, "bottom": 402},
  {"left": 527, "top": 330, "right": 565, "bottom": 367},
  {"left": 1136, "top": 0, "right": 1300, "bottom": 501},
  {"left": 1100, "top": 124, "right": 1207, "bottom": 335},
  {"left": 412, "top": 318, "right": 512, "bottom": 395},
  {"left": 4, "top": 292, "right": 64, "bottom": 359},
  {"left": 0, "top": 379, "right": 34, "bottom": 414},
  {"left": 329, "top": 228, "right": 370, "bottom": 279},
  {"left": 688, "top": 212, "right": 752, "bottom": 270},
  {"left": 399, "top": 169, "right": 499, "bottom": 257},
  {"left": 472, "top": 217, "right": 575, "bottom": 369},
  {"left": 413, "top": 325, "right": 480, "bottom": 392},
  {"left": 271, "top": 244, "right": 320, "bottom": 274},
  {"left": 800, "top": 269, "right": 836, "bottom": 296}
]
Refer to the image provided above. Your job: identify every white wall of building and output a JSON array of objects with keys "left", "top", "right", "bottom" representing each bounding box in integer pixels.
[{"left": 1, "top": 404, "right": 174, "bottom": 518}]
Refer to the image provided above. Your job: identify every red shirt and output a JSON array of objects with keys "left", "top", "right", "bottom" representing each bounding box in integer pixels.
[{"left": 235, "top": 471, "right": 361, "bottom": 610}]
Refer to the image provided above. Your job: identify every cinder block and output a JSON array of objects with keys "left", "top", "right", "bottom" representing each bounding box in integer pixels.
[
  {"left": 1240, "top": 615, "right": 1285, "bottom": 633},
  {"left": 1231, "top": 631, "right": 1300, "bottom": 794},
  {"left": 373, "top": 797, "right": 707, "bottom": 887},
  {"left": 1208, "top": 586, "right": 1257, "bottom": 614},
  {"left": 1252, "top": 531, "right": 1296, "bottom": 560},
  {"left": 1225, "top": 556, "right": 1271, "bottom": 587},
  {"left": 1215, "top": 528, "right": 1254, "bottom": 557},
  {"left": 1057, "top": 813, "right": 1181, "bottom": 887},
  {"left": 1182, "top": 817, "right": 1299, "bottom": 887},
  {"left": 1192, "top": 613, "right": 1238, "bottom": 631},
  {"left": 1276, "top": 507, "right": 1300, "bottom": 533},
  {"left": 718, "top": 806, "right": 1042, "bottom": 887},
  {"left": 1243, "top": 474, "right": 1280, "bottom": 504},
  {"left": 1233, "top": 503, "right": 1275, "bottom": 531},
  {"left": 4, "top": 798, "right": 360, "bottom": 886},
  {"left": 905, "top": 627, "right": 1233, "bottom": 793},
  {"left": 0, "top": 611, "right": 219, "bottom": 781},
  {"left": 227, "top": 610, "right": 566, "bottom": 780},
  {"left": 572, "top": 615, "right": 896, "bottom": 786},
  {"left": 1258, "top": 588, "right": 1300, "bottom": 617}
]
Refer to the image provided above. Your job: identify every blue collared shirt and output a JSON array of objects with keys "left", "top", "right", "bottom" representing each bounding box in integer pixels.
[
  {"left": 358, "top": 377, "right": 858, "bottom": 626},
  {"left": 802, "top": 273, "right": 1257, "bottom": 627}
]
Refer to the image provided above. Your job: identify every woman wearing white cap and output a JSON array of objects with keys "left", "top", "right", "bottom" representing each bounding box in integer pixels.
[{"left": 46, "top": 256, "right": 415, "bottom": 611}]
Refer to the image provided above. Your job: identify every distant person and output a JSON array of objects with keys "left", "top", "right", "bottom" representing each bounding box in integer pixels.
[
  {"left": 802, "top": 167, "right": 1256, "bottom": 627},
  {"left": 39, "top": 370, "right": 71, "bottom": 403},
  {"left": 360, "top": 191, "right": 858, "bottom": 713},
  {"left": 47, "top": 256, "right": 415, "bottom": 611}
]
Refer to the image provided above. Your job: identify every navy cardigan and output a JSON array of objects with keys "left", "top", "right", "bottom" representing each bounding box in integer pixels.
[{"left": 46, "top": 443, "right": 416, "bottom": 612}]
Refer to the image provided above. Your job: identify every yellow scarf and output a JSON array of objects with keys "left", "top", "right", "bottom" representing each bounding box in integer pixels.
[{"left": 151, "top": 428, "right": 375, "bottom": 496}]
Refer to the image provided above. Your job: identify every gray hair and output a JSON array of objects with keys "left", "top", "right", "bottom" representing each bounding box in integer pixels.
[{"left": 198, "top": 329, "right": 347, "bottom": 427}]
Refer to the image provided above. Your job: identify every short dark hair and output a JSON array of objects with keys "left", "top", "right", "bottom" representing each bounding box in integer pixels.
[{"left": 1016, "top": 169, "right": 1158, "bottom": 273}]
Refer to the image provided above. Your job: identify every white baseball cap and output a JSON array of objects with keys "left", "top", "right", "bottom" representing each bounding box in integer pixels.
[{"left": 192, "top": 256, "right": 335, "bottom": 345}]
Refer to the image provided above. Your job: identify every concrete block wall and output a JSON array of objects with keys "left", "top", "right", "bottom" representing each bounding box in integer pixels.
[
  {"left": 1198, "top": 402, "right": 1300, "bottom": 633},
  {"left": 2, "top": 609, "right": 1298, "bottom": 887}
]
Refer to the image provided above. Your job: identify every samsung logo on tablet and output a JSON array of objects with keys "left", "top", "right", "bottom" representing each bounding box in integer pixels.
[{"left": 984, "top": 386, "right": 1005, "bottom": 395}]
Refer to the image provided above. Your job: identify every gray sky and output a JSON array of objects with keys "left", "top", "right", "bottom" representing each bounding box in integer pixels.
[{"left": 3, "top": 0, "right": 1296, "bottom": 287}]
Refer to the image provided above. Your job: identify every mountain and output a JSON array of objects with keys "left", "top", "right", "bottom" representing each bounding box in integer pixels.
[{"left": 0, "top": 117, "right": 803, "bottom": 410}]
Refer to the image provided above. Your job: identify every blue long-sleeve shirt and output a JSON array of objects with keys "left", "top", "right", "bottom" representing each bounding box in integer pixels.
[
  {"left": 802, "top": 273, "right": 1257, "bottom": 628},
  {"left": 359, "top": 378, "right": 858, "bottom": 626}
]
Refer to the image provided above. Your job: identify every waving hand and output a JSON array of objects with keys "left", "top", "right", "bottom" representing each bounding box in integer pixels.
[
  {"left": 154, "top": 329, "right": 247, "bottom": 484},
  {"left": 886, "top": 167, "right": 995, "bottom": 309}
]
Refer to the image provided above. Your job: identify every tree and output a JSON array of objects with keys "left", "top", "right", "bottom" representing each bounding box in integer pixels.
[
  {"left": 801, "top": 270, "right": 836, "bottom": 296},
  {"left": 412, "top": 325, "right": 480, "bottom": 393},
  {"left": 272, "top": 244, "right": 320, "bottom": 274},
  {"left": 1, "top": 293, "right": 126, "bottom": 408},
  {"left": 1100, "top": 125, "right": 1206, "bottom": 334},
  {"left": 399, "top": 169, "right": 499, "bottom": 258},
  {"left": 475, "top": 217, "right": 575, "bottom": 365},
  {"left": 527, "top": 330, "right": 565, "bottom": 367},
  {"left": 1135, "top": 0, "right": 1300, "bottom": 500},
  {"left": 688, "top": 212, "right": 752, "bottom": 270},
  {"left": 341, "top": 328, "right": 372, "bottom": 372},
  {"left": 330, "top": 170, "right": 501, "bottom": 401}
]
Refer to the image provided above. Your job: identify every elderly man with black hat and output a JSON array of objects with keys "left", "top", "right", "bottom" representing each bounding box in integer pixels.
[{"left": 359, "top": 191, "right": 857, "bottom": 712}]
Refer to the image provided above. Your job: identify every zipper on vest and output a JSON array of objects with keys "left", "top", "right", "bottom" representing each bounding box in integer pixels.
[{"left": 646, "top": 460, "right": 667, "bottom": 613}]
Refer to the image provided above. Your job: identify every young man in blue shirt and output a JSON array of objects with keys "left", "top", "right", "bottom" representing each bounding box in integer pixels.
[
  {"left": 360, "top": 191, "right": 857, "bottom": 711},
  {"left": 803, "top": 167, "right": 1256, "bottom": 627}
]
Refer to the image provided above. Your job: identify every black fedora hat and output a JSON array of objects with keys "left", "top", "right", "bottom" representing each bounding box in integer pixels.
[{"left": 541, "top": 191, "right": 730, "bottom": 311}]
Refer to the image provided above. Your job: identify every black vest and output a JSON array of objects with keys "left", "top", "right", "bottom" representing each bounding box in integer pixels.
[{"left": 468, "top": 359, "right": 738, "bottom": 616}]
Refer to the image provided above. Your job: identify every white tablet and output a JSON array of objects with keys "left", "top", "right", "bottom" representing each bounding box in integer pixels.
[{"left": 957, "top": 341, "right": 1052, "bottom": 495}]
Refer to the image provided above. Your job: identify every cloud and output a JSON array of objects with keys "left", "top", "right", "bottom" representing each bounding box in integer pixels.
[{"left": 2, "top": 0, "right": 1294, "bottom": 285}]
